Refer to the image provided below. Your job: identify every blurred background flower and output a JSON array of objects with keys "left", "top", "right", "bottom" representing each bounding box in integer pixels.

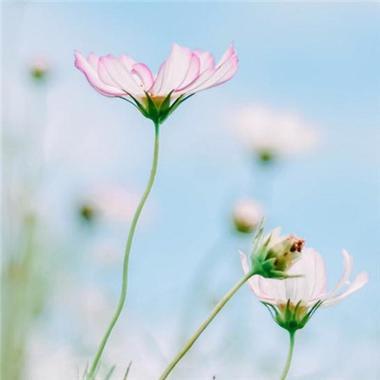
[
  {"left": 77, "top": 185, "right": 141, "bottom": 225},
  {"left": 30, "top": 57, "right": 49, "bottom": 81},
  {"left": 234, "top": 104, "right": 319, "bottom": 164}
]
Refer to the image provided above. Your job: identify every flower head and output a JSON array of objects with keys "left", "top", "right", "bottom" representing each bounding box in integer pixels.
[
  {"left": 243, "top": 248, "right": 368, "bottom": 332},
  {"left": 241, "top": 227, "right": 305, "bottom": 279},
  {"left": 232, "top": 199, "right": 264, "bottom": 233},
  {"left": 74, "top": 43, "right": 238, "bottom": 124},
  {"left": 78, "top": 186, "right": 139, "bottom": 224},
  {"left": 235, "top": 105, "right": 318, "bottom": 163}
]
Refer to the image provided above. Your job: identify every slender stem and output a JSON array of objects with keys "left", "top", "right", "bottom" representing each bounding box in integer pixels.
[
  {"left": 280, "top": 331, "right": 296, "bottom": 380},
  {"left": 159, "top": 272, "right": 254, "bottom": 380},
  {"left": 87, "top": 123, "right": 160, "bottom": 379}
]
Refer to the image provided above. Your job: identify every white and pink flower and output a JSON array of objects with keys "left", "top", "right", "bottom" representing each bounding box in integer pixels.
[
  {"left": 75, "top": 43, "right": 238, "bottom": 123},
  {"left": 241, "top": 247, "right": 368, "bottom": 331}
]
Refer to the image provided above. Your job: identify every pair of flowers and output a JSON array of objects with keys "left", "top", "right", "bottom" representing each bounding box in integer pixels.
[{"left": 75, "top": 43, "right": 367, "bottom": 379}]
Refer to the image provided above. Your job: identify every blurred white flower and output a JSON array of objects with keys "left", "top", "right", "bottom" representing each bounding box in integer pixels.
[
  {"left": 78, "top": 185, "right": 140, "bottom": 224},
  {"left": 235, "top": 105, "right": 318, "bottom": 162},
  {"left": 232, "top": 199, "right": 264, "bottom": 233},
  {"left": 241, "top": 248, "right": 368, "bottom": 331}
]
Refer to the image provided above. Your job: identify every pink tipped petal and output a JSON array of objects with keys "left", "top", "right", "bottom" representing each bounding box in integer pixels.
[
  {"left": 217, "top": 45, "right": 236, "bottom": 67},
  {"left": 198, "top": 53, "right": 238, "bottom": 90},
  {"left": 151, "top": 44, "right": 195, "bottom": 95},
  {"left": 74, "top": 51, "right": 124, "bottom": 97},
  {"left": 176, "top": 53, "right": 201, "bottom": 91},
  {"left": 87, "top": 53, "right": 99, "bottom": 70},
  {"left": 99, "top": 56, "right": 144, "bottom": 96},
  {"left": 175, "top": 68, "right": 214, "bottom": 95},
  {"left": 120, "top": 54, "right": 136, "bottom": 71},
  {"left": 323, "top": 272, "right": 368, "bottom": 307},
  {"left": 194, "top": 50, "right": 215, "bottom": 72},
  {"left": 132, "top": 63, "right": 154, "bottom": 91},
  {"left": 178, "top": 46, "right": 238, "bottom": 94}
]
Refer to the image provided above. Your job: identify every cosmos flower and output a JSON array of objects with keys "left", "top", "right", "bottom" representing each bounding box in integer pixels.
[
  {"left": 241, "top": 227, "right": 305, "bottom": 280},
  {"left": 75, "top": 43, "right": 238, "bottom": 124},
  {"left": 241, "top": 248, "right": 368, "bottom": 332},
  {"left": 235, "top": 105, "right": 318, "bottom": 163},
  {"left": 232, "top": 199, "right": 264, "bottom": 233}
]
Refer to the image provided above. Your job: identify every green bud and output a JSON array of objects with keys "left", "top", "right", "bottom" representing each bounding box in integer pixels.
[{"left": 250, "top": 227, "right": 304, "bottom": 279}]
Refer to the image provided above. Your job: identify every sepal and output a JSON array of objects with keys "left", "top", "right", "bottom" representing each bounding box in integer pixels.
[{"left": 263, "top": 300, "right": 323, "bottom": 333}]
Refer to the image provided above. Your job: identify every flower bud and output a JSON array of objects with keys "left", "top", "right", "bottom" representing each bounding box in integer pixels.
[
  {"left": 79, "top": 203, "right": 96, "bottom": 223},
  {"left": 266, "top": 235, "right": 304, "bottom": 272},
  {"left": 232, "top": 199, "right": 263, "bottom": 234},
  {"left": 30, "top": 58, "right": 49, "bottom": 81},
  {"left": 250, "top": 227, "right": 305, "bottom": 279}
]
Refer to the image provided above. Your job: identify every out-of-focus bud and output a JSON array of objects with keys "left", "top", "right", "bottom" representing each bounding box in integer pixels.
[
  {"left": 30, "top": 58, "right": 49, "bottom": 81},
  {"left": 232, "top": 199, "right": 264, "bottom": 233},
  {"left": 240, "top": 226, "right": 305, "bottom": 279},
  {"left": 79, "top": 204, "right": 96, "bottom": 223}
]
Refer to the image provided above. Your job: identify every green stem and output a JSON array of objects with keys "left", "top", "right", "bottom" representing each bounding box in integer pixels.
[
  {"left": 87, "top": 123, "right": 160, "bottom": 379},
  {"left": 280, "top": 331, "right": 296, "bottom": 380},
  {"left": 159, "top": 272, "right": 254, "bottom": 380}
]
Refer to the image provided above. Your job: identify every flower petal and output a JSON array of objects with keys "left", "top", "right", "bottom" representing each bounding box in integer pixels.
[
  {"left": 98, "top": 55, "right": 145, "bottom": 96},
  {"left": 131, "top": 63, "right": 154, "bottom": 91},
  {"left": 257, "top": 277, "right": 286, "bottom": 304},
  {"left": 179, "top": 45, "right": 238, "bottom": 94},
  {"left": 176, "top": 53, "right": 200, "bottom": 91},
  {"left": 74, "top": 51, "right": 125, "bottom": 97},
  {"left": 323, "top": 272, "right": 368, "bottom": 306},
  {"left": 151, "top": 43, "right": 194, "bottom": 95},
  {"left": 286, "top": 249, "right": 327, "bottom": 304},
  {"left": 194, "top": 50, "right": 215, "bottom": 72},
  {"left": 329, "top": 249, "right": 353, "bottom": 297},
  {"left": 120, "top": 54, "right": 136, "bottom": 70}
]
